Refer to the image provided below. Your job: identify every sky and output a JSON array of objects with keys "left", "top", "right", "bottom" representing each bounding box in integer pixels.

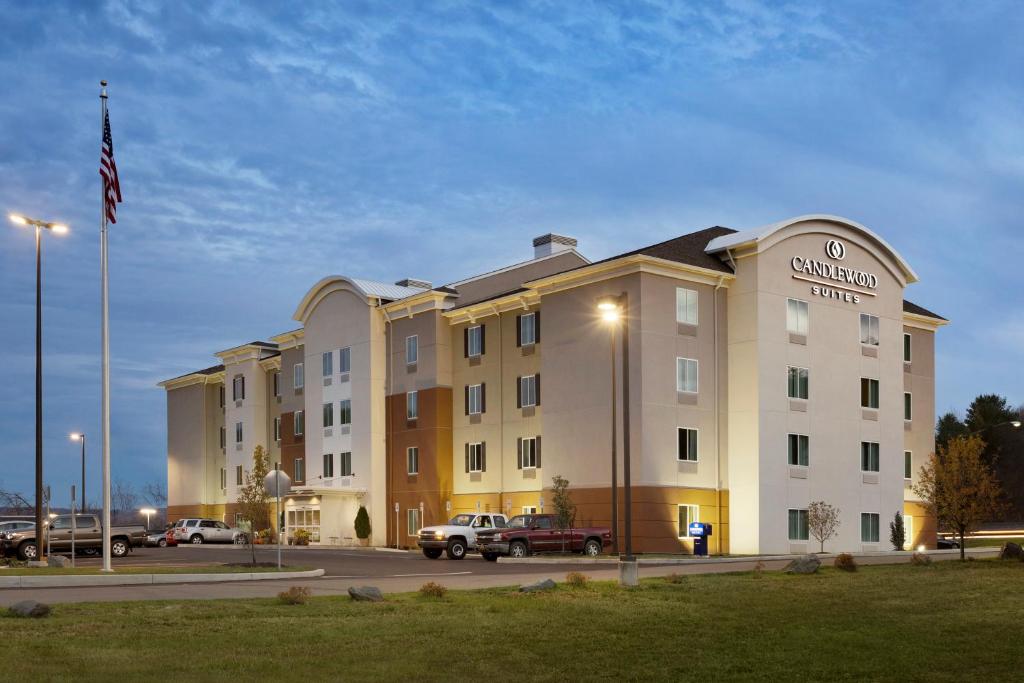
[{"left": 1, "top": 1, "right": 1022, "bottom": 503}]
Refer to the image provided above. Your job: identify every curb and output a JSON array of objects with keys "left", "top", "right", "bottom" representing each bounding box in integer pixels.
[
  {"left": 0, "top": 568, "right": 324, "bottom": 588},
  {"left": 497, "top": 548, "right": 1001, "bottom": 565}
]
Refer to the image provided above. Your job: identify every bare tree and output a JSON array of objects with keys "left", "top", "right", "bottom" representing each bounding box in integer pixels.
[
  {"left": 808, "top": 501, "right": 841, "bottom": 553},
  {"left": 111, "top": 479, "right": 139, "bottom": 518},
  {"left": 0, "top": 487, "right": 32, "bottom": 513},
  {"left": 142, "top": 481, "right": 167, "bottom": 507}
]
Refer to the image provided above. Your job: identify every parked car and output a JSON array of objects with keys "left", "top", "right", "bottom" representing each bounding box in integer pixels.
[
  {"left": 475, "top": 513, "right": 612, "bottom": 560},
  {"left": 0, "top": 514, "right": 147, "bottom": 561},
  {"left": 0, "top": 520, "right": 34, "bottom": 535},
  {"left": 172, "top": 518, "right": 248, "bottom": 545},
  {"left": 937, "top": 536, "right": 961, "bottom": 550},
  {"left": 146, "top": 530, "right": 172, "bottom": 547},
  {"left": 417, "top": 513, "right": 508, "bottom": 559}
]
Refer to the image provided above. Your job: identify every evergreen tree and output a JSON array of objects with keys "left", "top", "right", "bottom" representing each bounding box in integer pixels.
[{"left": 889, "top": 510, "right": 905, "bottom": 551}]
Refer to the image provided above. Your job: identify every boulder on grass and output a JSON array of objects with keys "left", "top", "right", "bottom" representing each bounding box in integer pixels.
[
  {"left": 999, "top": 542, "right": 1022, "bottom": 561},
  {"left": 347, "top": 586, "right": 383, "bottom": 602},
  {"left": 783, "top": 554, "right": 821, "bottom": 574},
  {"left": 9, "top": 600, "right": 50, "bottom": 618},
  {"left": 48, "top": 555, "right": 71, "bottom": 568},
  {"left": 519, "top": 578, "right": 556, "bottom": 593}
]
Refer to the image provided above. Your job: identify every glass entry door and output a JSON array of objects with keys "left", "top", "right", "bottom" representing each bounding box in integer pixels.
[{"left": 287, "top": 506, "right": 321, "bottom": 543}]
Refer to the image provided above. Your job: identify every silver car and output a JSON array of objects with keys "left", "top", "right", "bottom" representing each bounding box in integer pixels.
[{"left": 175, "top": 518, "right": 247, "bottom": 545}]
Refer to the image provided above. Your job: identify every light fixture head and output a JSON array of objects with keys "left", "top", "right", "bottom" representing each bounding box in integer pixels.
[
  {"left": 601, "top": 309, "right": 621, "bottom": 322},
  {"left": 70, "top": 432, "right": 82, "bottom": 441},
  {"left": 9, "top": 213, "right": 27, "bottom": 225},
  {"left": 50, "top": 223, "right": 69, "bottom": 234},
  {"left": 139, "top": 507, "right": 157, "bottom": 516},
  {"left": 1012, "top": 421, "right": 1022, "bottom": 428}
]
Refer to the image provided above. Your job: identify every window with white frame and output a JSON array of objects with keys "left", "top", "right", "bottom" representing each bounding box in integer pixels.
[
  {"left": 677, "top": 428, "right": 698, "bottom": 462},
  {"left": 322, "top": 351, "right": 333, "bottom": 377},
  {"left": 323, "top": 402, "right": 334, "bottom": 428},
  {"left": 273, "top": 372, "right": 280, "bottom": 397},
  {"left": 407, "top": 447, "right": 419, "bottom": 475},
  {"left": 860, "top": 313, "right": 880, "bottom": 346},
  {"left": 519, "top": 375, "right": 538, "bottom": 407},
  {"left": 522, "top": 506, "right": 538, "bottom": 514},
  {"left": 232, "top": 375, "right": 245, "bottom": 401},
  {"left": 519, "top": 312, "right": 537, "bottom": 346},
  {"left": 861, "top": 442, "right": 880, "bottom": 472},
  {"left": 788, "top": 433, "right": 809, "bottom": 467},
  {"left": 903, "top": 333, "right": 912, "bottom": 363},
  {"left": 339, "top": 347, "right": 351, "bottom": 373},
  {"left": 788, "top": 509, "right": 809, "bottom": 541},
  {"left": 323, "top": 453, "right": 334, "bottom": 478},
  {"left": 235, "top": 465, "right": 243, "bottom": 486},
  {"left": 787, "top": 366, "right": 809, "bottom": 400},
  {"left": 235, "top": 422, "right": 243, "bottom": 444},
  {"left": 406, "top": 335, "right": 418, "bottom": 365},
  {"left": 339, "top": 399, "right": 351, "bottom": 425},
  {"left": 407, "top": 391, "right": 418, "bottom": 420},
  {"left": 904, "top": 392, "right": 912, "bottom": 421},
  {"left": 340, "top": 451, "right": 352, "bottom": 477},
  {"left": 467, "top": 384, "right": 483, "bottom": 415},
  {"left": 220, "top": 467, "right": 227, "bottom": 490},
  {"left": 273, "top": 417, "right": 281, "bottom": 442},
  {"left": 904, "top": 451, "right": 912, "bottom": 480},
  {"left": 519, "top": 437, "right": 538, "bottom": 469},
  {"left": 787, "top": 298, "right": 808, "bottom": 335},
  {"left": 861, "top": 512, "right": 880, "bottom": 543},
  {"left": 294, "top": 458, "right": 304, "bottom": 483},
  {"left": 677, "top": 504, "right": 699, "bottom": 538},
  {"left": 468, "top": 442, "right": 484, "bottom": 472},
  {"left": 219, "top": 385, "right": 225, "bottom": 408},
  {"left": 676, "top": 358, "right": 698, "bottom": 394},
  {"left": 293, "top": 363, "right": 304, "bottom": 389},
  {"left": 467, "top": 325, "right": 483, "bottom": 357},
  {"left": 676, "top": 288, "right": 698, "bottom": 325},
  {"left": 861, "top": 377, "right": 879, "bottom": 409},
  {"left": 407, "top": 508, "right": 421, "bottom": 536},
  {"left": 294, "top": 410, "right": 304, "bottom": 436}
]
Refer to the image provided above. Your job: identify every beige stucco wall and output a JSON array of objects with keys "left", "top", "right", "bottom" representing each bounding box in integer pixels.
[
  {"left": 167, "top": 381, "right": 225, "bottom": 509},
  {"left": 902, "top": 325, "right": 936, "bottom": 500},
  {"left": 223, "top": 356, "right": 270, "bottom": 500}
]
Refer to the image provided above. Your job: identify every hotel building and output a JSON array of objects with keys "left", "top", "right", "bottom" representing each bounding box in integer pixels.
[{"left": 160, "top": 215, "right": 946, "bottom": 554}]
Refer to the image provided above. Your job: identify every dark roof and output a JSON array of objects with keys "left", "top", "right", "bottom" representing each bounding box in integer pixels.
[
  {"left": 433, "top": 286, "right": 460, "bottom": 295},
  {"left": 586, "top": 226, "right": 737, "bottom": 274},
  {"left": 903, "top": 299, "right": 947, "bottom": 321},
  {"left": 247, "top": 341, "right": 278, "bottom": 348},
  {"left": 451, "top": 286, "right": 528, "bottom": 310},
  {"left": 164, "top": 363, "right": 225, "bottom": 384}
]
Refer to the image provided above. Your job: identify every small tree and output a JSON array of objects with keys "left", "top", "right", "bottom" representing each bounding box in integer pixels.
[
  {"left": 808, "top": 501, "right": 841, "bottom": 553},
  {"left": 237, "top": 446, "right": 272, "bottom": 566},
  {"left": 354, "top": 506, "right": 371, "bottom": 542},
  {"left": 551, "top": 475, "right": 576, "bottom": 553},
  {"left": 889, "top": 511, "right": 906, "bottom": 551},
  {"left": 913, "top": 434, "right": 1005, "bottom": 560}
]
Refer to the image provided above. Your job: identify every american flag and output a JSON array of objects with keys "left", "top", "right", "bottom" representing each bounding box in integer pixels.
[{"left": 100, "top": 109, "right": 122, "bottom": 224}]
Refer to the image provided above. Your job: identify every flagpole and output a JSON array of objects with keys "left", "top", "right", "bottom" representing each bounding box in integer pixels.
[{"left": 100, "top": 80, "right": 113, "bottom": 573}]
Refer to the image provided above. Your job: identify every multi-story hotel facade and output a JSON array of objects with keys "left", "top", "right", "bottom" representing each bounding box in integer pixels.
[{"left": 160, "top": 215, "right": 946, "bottom": 554}]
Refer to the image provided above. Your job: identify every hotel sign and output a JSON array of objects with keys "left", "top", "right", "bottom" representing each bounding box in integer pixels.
[{"left": 791, "top": 240, "right": 877, "bottom": 304}]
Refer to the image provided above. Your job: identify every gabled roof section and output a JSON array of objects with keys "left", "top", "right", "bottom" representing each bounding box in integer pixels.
[
  {"left": 158, "top": 363, "right": 225, "bottom": 389},
  {"left": 588, "top": 227, "right": 736, "bottom": 274},
  {"left": 903, "top": 299, "right": 947, "bottom": 322}
]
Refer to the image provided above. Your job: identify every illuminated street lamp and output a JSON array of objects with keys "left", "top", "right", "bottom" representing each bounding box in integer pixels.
[
  {"left": 70, "top": 433, "right": 86, "bottom": 513},
  {"left": 9, "top": 212, "right": 69, "bottom": 563},
  {"left": 139, "top": 507, "right": 157, "bottom": 530}
]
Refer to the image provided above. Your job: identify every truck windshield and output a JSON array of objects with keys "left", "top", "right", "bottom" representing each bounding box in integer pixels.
[{"left": 448, "top": 515, "right": 473, "bottom": 526}]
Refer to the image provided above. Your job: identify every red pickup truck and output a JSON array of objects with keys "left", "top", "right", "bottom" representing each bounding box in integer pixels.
[{"left": 475, "top": 513, "right": 612, "bottom": 561}]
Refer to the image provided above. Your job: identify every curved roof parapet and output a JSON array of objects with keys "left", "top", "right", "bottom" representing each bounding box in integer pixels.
[
  {"left": 705, "top": 214, "right": 919, "bottom": 284},
  {"left": 293, "top": 275, "right": 429, "bottom": 322}
]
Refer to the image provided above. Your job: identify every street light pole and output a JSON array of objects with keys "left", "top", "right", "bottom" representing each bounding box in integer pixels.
[
  {"left": 71, "top": 433, "right": 86, "bottom": 513},
  {"left": 609, "top": 326, "right": 619, "bottom": 555}
]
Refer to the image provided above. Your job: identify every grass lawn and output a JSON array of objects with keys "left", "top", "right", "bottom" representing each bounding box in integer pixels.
[
  {"left": 2, "top": 560, "right": 1022, "bottom": 681},
  {"left": 0, "top": 565, "right": 311, "bottom": 575},
  {"left": 964, "top": 536, "right": 1020, "bottom": 548}
]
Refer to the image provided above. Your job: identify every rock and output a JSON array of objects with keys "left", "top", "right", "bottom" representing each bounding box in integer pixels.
[
  {"left": 783, "top": 554, "right": 821, "bottom": 574},
  {"left": 519, "top": 578, "right": 556, "bottom": 593},
  {"left": 347, "top": 586, "right": 383, "bottom": 602},
  {"left": 999, "top": 542, "right": 1022, "bottom": 561},
  {"left": 910, "top": 552, "right": 932, "bottom": 566},
  {"left": 48, "top": 555, "right": 71, "bottom": 568},
  {"left": 9, "top": 600, "right": 50, "bottom": 618}
]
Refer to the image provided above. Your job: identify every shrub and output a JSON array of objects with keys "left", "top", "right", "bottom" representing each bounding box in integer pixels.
[
  {"left": 277, "top": 586, "right": 311, "bottom": 605},
  {"left": 293, "top": 529, "right": 311, "bottom": 546},
  {"left": 419, "top": 581, "right": 447, "bottom": 598},
  {"left": 354, "top": 506, "right": 372, "bottom": 540},
  {"left": 910, "top": 552, "right": 932, "bottom": 566},
  {"left": 833, "top": 553, "right": 858, "bottom": 572},
  {"left": 565, "top": 571, "right": 589, "bottom": 588}
]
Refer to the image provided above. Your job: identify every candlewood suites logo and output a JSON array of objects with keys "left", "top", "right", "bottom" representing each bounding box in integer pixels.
[{"left": 791, "top": 239, "right": 877, "bottom": 304}]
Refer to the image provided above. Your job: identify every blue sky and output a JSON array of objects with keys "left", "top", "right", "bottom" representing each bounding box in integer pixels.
[{"left": 1, "top": 1, "right": 1022, "bottom": 502}]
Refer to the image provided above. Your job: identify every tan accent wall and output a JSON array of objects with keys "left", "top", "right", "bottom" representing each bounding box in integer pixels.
[{"left": 903, "top": 500, "right": 937, "bottom": 549}]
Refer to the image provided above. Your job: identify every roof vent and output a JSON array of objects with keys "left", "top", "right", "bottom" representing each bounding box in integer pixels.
[
  {"left": 395, "top": 278, "right": 432, "bottom": 290},
  {"left": 533, "top": 233, "right": 577, "bottom": 259}
]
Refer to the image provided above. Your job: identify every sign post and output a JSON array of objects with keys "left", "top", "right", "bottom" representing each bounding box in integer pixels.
[
  {"left": 70, "top": 485, "right": 76, "bottom": 568},
  {"left": 394, "top": 502, "right": 399, "bottom": 549},
  {"left": 263, "top": 464, "right": 291, "bottom": 571}
]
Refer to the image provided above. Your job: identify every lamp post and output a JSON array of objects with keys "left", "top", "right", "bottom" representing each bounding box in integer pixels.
[
  {"left": 70, "top": 433, "right": 86, "bottom": 513},
  {"left": 139, "top": 507, "right": 156, "bottom": 531},
  {"left": 9, "top": 213, "right": 68, "bottom": 563},
  {"left": 599, "top": 299, "right": 620, "bottom": 555}
]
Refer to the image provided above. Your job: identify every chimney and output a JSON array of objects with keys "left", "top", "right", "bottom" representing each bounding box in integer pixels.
[
  {"left": 395, "top": 278, "right": 432, "bottom": 290},
  {"left": 532, "top": 233, "right": 578, "bottom": 259}
]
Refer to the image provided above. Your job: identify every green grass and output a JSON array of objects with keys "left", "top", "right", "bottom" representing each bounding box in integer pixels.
[
  {"left": 963, "top": 536, "right": 1021, "bottom": 548},
  {"left": 0, "top": 565, "right": 310, "bottom": 576},
  {"left": 2, "top": 561, "right": 1022, "bottom": 681}
]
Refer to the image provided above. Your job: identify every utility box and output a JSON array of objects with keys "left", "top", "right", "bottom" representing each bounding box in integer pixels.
[{"left": 688, "top": 522, "right": 713, "bottom": 557}]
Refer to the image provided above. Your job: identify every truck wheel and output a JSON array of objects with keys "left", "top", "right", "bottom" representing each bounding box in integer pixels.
[
  {"left": 422, "top": 548, "right": 442, "bottom": 559},
  {"left": 509, "top": 541, "right": 528, "bottom": 558},
  {"left": 190, "top": 534, "right": 204, "bottom": 545},
  {"left": 481, "top": 552, "right": 498, "bottom": 562},
  {"left": 445, "top": 539, "right": 467, "bottom": 560},
  {"left": 583, "top": 539, "right": 601, "bottom": 557},
  {"left": 17, "top": 541, "right": 38, "bottom": 562},
  {"left": 111, "top": 539, "right": 129, "bottom": 558}
]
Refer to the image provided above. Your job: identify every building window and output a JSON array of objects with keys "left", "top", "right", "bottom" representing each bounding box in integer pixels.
[
  {"left": 235, "top": 422, "right": 243, "bottom": 444},
  {"left": 339, "top": 399, "right": 351, "bottom": 425},
  {"left": 677, "top": 504, "right": 699, "bottom": 538},
  {"left": 407, "top": 509, "right": 421, "bottom": 536},
  {"left": 323, "top": 402, "right": 334, "bottom": 428},
  {"left": 466, "top": 325, "right": 484, "bottom": 357},
  {"left": 860, "top": 313, "right": 880, "bottom": 346},
  {"left": 903, "top": 333, "right": 912, "bottom": 363},
  {"left": 273, "top": 417, "right": 281, "bottom": 442},
  {"left": 273, "top": 372, "right": 280, "bottom": 397},
  {"left": 904, "top": 392, "right": 913, "bottom": 421},
  {"left": 340, "top": 451, "right": 352, "bottom": 476},
  {"left": 235, "top": 465, "right": 243, "bottom": 486},
  {"left": 519, "top": 437, "right": 539, "bottom": 469},
  {"left": 676, "top": 358, "right": 698, "bottom": 394},
  {"left": 786, "top": 298, "right": 808, "bottom": 335},
  {"left": 787, "top": 366, "right": 809, "bottom": 400},
  {"left": 788, "top": 509, "right": 809, "bottom": 541},
  {"left": 232, "top": 375, "right": 245, "bottom": 401},
  {"left": 861, "top": 512, "right": 880, "bottom": 543},
  {"left": 467, "top": 442, "right": 485, "bottom": 472},
  {"left": 519, "top": 312, "right": 538, "bottom": 346},
  {"left": 294, "top": 363, "right": 304, "bottom": 389},
  {"left": 522, "top": 506, "right": 538, "bottom": 514},
  {"left": 322, "top": 351, "right": 333, "bottom": 377},
  {"left": 219, "top": 426, "right": 225, "bottom": 449},
  {"left": 407, "top": 391, "right": 418, "bottom": 420},
  {"left": 323, "top": 453, "right": 334, "bottom": 479},
  {"left": 294, "top": 410, "right": 304, "bottom": 437},
  {"left": 677, "top": 428, "right": 698, "bottom": 462},
  {"left": 407, "top": 447, "right": 419, "bottom": 475},
  {"left": 220, "top": 467, "right": 227, "bottom": 490},
  {"left": 861, "top": 442, "right": 880, "bottom": 472},
  {"left": 406, "top": 335, "right": 418, "bottom": 365},
  {"left": 861, "top": 378, "right": 879, "bottom": 409},
  {"left": 294, "top": 458, "right": 304, "bottom": 483},
  {"left": 219, "top": 385, "right": 225, "bottom": 408},
  {"left": 518, "top": 375, "right": 539, "bottom": 408},
  {"left": 467, "top": 384, "right": 484, "bottom": 415},
  {"left": 788, "top": 434, "right": 809, "bottom": 467},
  {"left": 339, "top": 347, "right": 351, "bottom": 373},
  {"left": 675, "top": 288, "right": 698, "bottom": 326},
  {"left": 904, "top": 451, "right": 912, "bottom": 480}
]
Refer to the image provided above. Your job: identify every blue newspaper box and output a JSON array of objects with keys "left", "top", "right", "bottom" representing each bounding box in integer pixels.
[{"left": 688, "top": 522, "right": 712, "bottom": 557}]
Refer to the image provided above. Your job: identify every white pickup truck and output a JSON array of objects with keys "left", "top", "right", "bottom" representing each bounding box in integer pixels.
[{"left": 417, "top": 513, "right": 509, "bottom": 559}]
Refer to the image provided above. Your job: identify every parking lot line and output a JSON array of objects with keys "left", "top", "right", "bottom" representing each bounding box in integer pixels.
[{"left": 390, "top": 571, "right": 473, "bottom": 577}]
